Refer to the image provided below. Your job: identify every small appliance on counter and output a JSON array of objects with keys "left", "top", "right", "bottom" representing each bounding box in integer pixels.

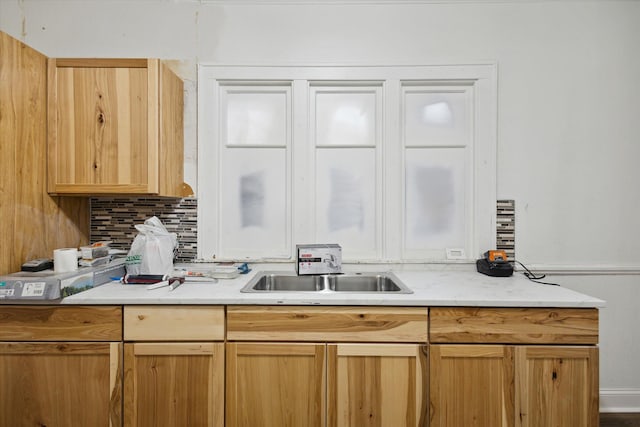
[
  {"left": 296, "top": 244, "right": 342, "bottom": 275},
  {"left": 476, "top": 250, "right": 513, "bottom": 277},
  {"left": 0, "top": 259, "right": 126, "bottom": 301}
]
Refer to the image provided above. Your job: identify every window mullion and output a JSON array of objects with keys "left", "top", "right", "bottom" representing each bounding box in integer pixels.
[
  {"left": 384, "top": 79, "right": 402, "bottom": 261},
  {"left": 292, "top": 79, "right": 311, "bottom": 248}
]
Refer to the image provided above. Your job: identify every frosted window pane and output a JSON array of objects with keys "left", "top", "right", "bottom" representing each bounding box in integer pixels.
[
  {"left": 404, "top": 90, "right": 470, "bottom": 147},
  {"left": 239, "top": 172, "right": 265, "bottom": 227},
  {"left": 219, "top": 149, "right": 289, "bottom": 257},
  {"left": 315, "top": 149, "right": 377, "bottom": 256},
  {"left": 315, "top": 92, "right": 376, "bottom": 146},
  {"left": 224, "top": 90, "right": 288, "bottom": 146},
  {"left": 405, "top": 148, "right": 466, "bottom": 251}
]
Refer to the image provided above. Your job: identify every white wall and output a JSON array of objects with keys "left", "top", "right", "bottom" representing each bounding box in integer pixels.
[{"left": 2, "top": 0, "right": 639, "bottom": 411}]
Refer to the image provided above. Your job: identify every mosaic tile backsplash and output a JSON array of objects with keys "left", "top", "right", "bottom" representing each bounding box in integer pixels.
[
  {"left": 90, "top": 197, "right": 198, "bottom": 262},
  {"left": 90, "top": 198, "right": 515, "bottom": 262},
  {"left": 496, "top": 199, "right": 515, "bottom": 261}
]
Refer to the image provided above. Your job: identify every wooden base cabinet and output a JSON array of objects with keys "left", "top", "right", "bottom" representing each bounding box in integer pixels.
[
  {"left": 226, "top": 342, "right": 326, "bottom": 427},
  {"left": 515, "top": 346, "right": 599, "bottom": 427},
  {"left": 328, "top": 343, "right": 428, "bottom": 427},
  {"left": 429, "top": 307, "right": 600, "bottom": 427},
  {"left": 122, "top": 306, "right": 226, "bottom": 427},
  {"left": 226, "top": 306, "right": 429, "bottom": 427},
  {"left": 429, "top": 345, "right": 515, "bottom": 427},
  {"left": 429, "top": 344, "right": 598, "bottom": 427},
  {"left": 0, "top": 342, "right": 122, "bottom": 427},
  {"left": 225, "top": 342, "right": 427, "bottom": 427},
  {"left": 123, "top": 342, "right": 224, "bottom": 427},
  {"left": 0, "top": 306, "right": 123, "bottom": 427}
]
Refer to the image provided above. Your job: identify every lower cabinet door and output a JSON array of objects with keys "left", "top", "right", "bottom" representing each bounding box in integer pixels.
[
  {"left": 327, "top": 343, "right": 428, "bottom": 427},
  {"left": 429, "top": 345, "right": 515, "bottom": 427},
  {"left": 515, "top": 346, "right": 599, "bottom": 427},
  {"left": 226, "top": 342, "right": 326, "bottom": 427},
  {"left": 430, "top": 344, "right": 599, "bottom": 427},
  {"left": 0, "top": 342, "right": 122, "bottom": 427},
  {"left": 123, "top": 342, "right": 224, "bottom": 427}
]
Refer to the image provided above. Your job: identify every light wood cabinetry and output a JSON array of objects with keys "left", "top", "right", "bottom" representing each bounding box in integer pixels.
[
  {"left": 429, "top": 345, "right": 515, "bottom": 427},
  {"left": 226, "top": 342, "right": 326, "bottom": 427},
  {"left": 429, "top": 307, "right": 600, "bottom": 427},
  {"left": 328, "top": 343, "right": 428, "bottom": 427},
  {"left": 515, "top": 346, "right": 599, "bottom": 427},
  {"left": 227, "top": 305, "right": 428, "bottom": 342},
  {"left": 123, "top": 306, "right": 225, "bottom": 427},
  {"left": 0, "top": 303, "right": 600, "bottom": 427},
  {"left": 0, "top": 306, "right": 122, "bottom": 427},
  {"left": 0, "top": 31, "right": 88, "bottom": 275},
  {"left": 124, "top": 342, "right": 224, "bottom": 427},
  {"left": 124, "top": 305, "right": 225, "bottom": 341},
  {"left": 429, "top": 307, "right": 599, "bottom": 344},
  {"left": 226, "top": 306, "right": 428, "bottom": 427},
  {"left": 47, "top": 58, "right": 187, "bottom": 196}
]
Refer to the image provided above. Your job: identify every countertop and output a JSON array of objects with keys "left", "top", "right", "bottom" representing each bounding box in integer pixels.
[{"left": 62, "top": 264, "right": 605, "bottom": 307}]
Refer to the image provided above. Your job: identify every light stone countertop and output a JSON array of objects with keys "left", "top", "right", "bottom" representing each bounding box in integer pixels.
[{"left": 62, "top": 263, "right": 606, "bottom": 307}]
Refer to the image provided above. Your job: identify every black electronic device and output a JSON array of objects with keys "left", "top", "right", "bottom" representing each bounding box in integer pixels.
[
  {"left": 476, "top": 250, "right": 513, "bottom": 277},
  {"left": 21, "top": 258, "right": 54, "bottom": 272}
]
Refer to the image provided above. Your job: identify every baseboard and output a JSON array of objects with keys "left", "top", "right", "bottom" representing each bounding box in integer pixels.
[{"left": 601, "top": 389, "right": 640, "bottom": 412}]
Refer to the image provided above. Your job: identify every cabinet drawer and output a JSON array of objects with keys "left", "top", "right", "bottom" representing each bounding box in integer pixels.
[
  {"left": 429, "top": 307, "right": 598, "bottom": 344},
  {"left": 0, "top": 306, "right": 122, "bottom": 341},
  {"left": 124, "top": 306, "right": 224, "bottom": 341},
  {"left": 227, "top": 306, "right": 428, "bottom": 342}
]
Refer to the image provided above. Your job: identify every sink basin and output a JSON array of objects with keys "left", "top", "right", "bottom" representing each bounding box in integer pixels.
[
  {"left": 248, "top": 274, "right": 325, "bottom": 291},
  {"left": 240, "top": 272, "right": 412, "bottom": 294},
  {"left": 327, "top": 275, "right": 404, "bottom": 292}
]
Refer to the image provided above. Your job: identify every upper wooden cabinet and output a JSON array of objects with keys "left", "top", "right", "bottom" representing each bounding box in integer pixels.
[{"left": 47, "top": 58, "right": 187, "bottom": 196}]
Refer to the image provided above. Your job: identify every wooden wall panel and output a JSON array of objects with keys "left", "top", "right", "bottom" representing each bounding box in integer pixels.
[{"left": 0, "top": 31, "right": 89, "bottom": 275}]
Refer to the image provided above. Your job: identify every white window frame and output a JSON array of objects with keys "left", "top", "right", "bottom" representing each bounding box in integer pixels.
[{"left": 198, "top": 64, "right": 497, "bottom": 262}]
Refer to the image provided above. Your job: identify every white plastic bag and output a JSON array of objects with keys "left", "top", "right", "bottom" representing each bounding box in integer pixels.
[{"left": 125, "top": 216, "right": 178, "bottom": 275}]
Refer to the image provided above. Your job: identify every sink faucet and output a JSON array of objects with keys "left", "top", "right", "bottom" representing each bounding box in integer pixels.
[{"left": 323, "top": 254, "right": 339, "bottom": 269}]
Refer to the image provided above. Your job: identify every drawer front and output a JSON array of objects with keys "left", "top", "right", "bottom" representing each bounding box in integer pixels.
[
  {"left": 227, "top": 306, "right": 428, "bottom": 343},
  {"left": 429, "top": 307, "right": 599, "bottom": 344},
  {"left": 124, "top": 305, "right": 225, "bottom": 341},
  {"left": 0, "top": 306, "right": 122, "bottom": 341}
]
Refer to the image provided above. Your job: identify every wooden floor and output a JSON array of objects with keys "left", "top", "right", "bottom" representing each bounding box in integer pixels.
[{"left": 600, "top": 413, "right": 640, "bottom": 427}]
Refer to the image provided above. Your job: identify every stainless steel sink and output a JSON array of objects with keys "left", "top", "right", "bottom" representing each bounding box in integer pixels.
[
  {"left": 240, "top": 272, "right": 412, "bottom": 294},
  {"left": 248, "top": 274, "right": 325, "bottom": 291},
  {"left": 327, "top": 274, "right": 405, "bottom": 292}
]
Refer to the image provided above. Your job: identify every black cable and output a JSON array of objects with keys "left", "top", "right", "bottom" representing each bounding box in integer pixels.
[{"left": 513, "top": 260, "right": 560, "bottom": 286}]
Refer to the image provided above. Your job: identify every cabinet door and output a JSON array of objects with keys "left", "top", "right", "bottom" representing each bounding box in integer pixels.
[
  {"left": 48, "top": 59, "right": 153, "bottom": 193},
  {"left": 0, "top": 342, "right": 121, "bottom": 427},
  {"left": 226, "top": 342, "right": 326, "bottom": 427},
  {"left": 47, "top": 58, "right": 185, "bottom": 196},
  {"left": 429, "top": 345, "right": 515, "bottom": 427},
  {"left": 124, "top": 342, "right": 224, "bottom": 427},
  {"left": 515, "top": 346, "right": 598, "bottom": 427},
  {"left": 328, "top": 343, "right": 427, "bottom": 427}
]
